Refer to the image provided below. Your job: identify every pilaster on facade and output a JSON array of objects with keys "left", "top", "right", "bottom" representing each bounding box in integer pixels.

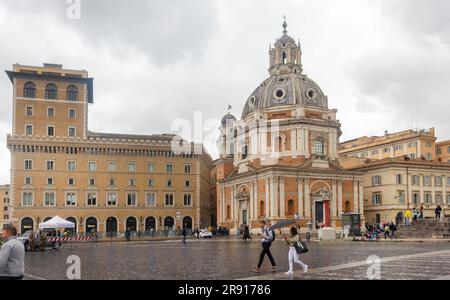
[
  {"left": 337, "top": 180, "right": 343, "bottom": 215},
  {"left": 304, "top": 178, "right": 311, "bottom": 218},
  {"left": 353, "top": 180, "right": 359, "bottom": 213},
  {"left": 265, "top": 178, "right": 270, "bottom": 219},
  {"left": 279, "top": 177, "right": 285, "bottom": 218},
  {"left": 297, "top": 177, "right": 303, "bottom": 217},
  {"left": 332, "top": 180, "right": 337, "bottom": 218},
  {"left": 358, "top": 180, "right": 364, "bottom": 214}
]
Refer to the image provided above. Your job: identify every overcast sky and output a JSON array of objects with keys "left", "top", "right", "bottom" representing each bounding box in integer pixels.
[{"left": 1, "top": 0, "right": 450, "bottom": 184}]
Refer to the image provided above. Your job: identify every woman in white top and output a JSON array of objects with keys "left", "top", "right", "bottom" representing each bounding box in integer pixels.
[{"left": 284, "top": 227, "right": 308, "bottom": 275}]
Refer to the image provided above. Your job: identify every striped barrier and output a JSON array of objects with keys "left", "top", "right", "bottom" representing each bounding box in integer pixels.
[{"left": 47, "top": 236, "right": 92, "bottom": 242}]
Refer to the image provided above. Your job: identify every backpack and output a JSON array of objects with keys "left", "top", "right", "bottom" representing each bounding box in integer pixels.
[{"left": 266, "top": 228, "right": 276, "bottom": 242}]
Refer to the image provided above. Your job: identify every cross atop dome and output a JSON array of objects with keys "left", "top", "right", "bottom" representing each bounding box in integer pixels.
[{"left": 282, "top": 15, "right": 288, "bottom": 35}]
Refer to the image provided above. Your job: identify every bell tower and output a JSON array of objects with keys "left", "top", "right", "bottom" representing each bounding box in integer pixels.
[{"left": 269, "top": 17, "right": 303, "bottom": 76}]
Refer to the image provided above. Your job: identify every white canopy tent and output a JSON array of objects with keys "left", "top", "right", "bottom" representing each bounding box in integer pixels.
[{"left": 39, "top": 216, "right": 75, "bottom": 229}]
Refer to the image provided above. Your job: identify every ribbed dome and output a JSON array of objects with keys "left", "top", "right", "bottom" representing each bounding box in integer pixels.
[{"left": 241, "top": 73, "right": 328, "bottom": 119}]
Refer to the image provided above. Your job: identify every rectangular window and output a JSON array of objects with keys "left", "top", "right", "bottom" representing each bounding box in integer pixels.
[
  {"left": 68, "top": 178, "right": 75, "bottom": 186},
  {"left": 146, "top": 193, "right": 156, "bottom": 206},
  {"left": 26, "top": 106, "right": 33, "bottom": 116},
  {"left": 108, "top": 162, "right": 117, "bottom": 172},
  {"left": 410, "top": 153, "right": 416, "bottom": 160},
  {"left": 371, "top": 176, "right": 382, "bottom": 186},
  {"left": 22, "top": 192, "right": 33, "bottom": 206},
  {"left": 371, "top": 150, "right": 379, "bottom": 155},
  {"left": 44, "top": 192, "right": 55, "bottom": 206},
  {"left": 68, "top": 127, "right": 76, "bottom": 137},
  {"left": 166, "top": 164, "right": 173, "bottom": 174},
  {"left": 25, "top": 177, "right": 32, "bottom": 185},
  {"left": 88, "top": 161, "right": 97, "bottom": 172},
  {"left": 424, "top": 192, "right": 432, "bottom": 204},
  {"left": 411, "top": 175, "right": 420, "bottom": 186},
  {"left": 372, "top": 193, "right": 382, "bottom": 205},
  {"left": 166, "top": 179, "right": 173, "bottom": 188},
  {"left": 109, "top": 178, "right": 115, "bottom": 186},
  {"left": 383, "top": 148, "right": 390, "bottom": 153},
  {"left": 128, "top": 179, "right": 136, "bottom": 186},
  {"left": 46, "top": 160, "right": 55, "bottom": 171},
  {"left": 3, "top": 215, "right": 8, "bottom": 220},
  {"left": 394, "top": 145, "right": 403, "bottom": 151},
  {"left": 165, "top": 194, "right": 174, "bottom": 206},
  {"left": 148, "top": 164, "right": 155, "bottom": 173},
  {"left": 183, "top": 194, "right": 192, "bottom": 206},
  {"left": 127, "top": 193, "right": 137, "bottom": 206},
  {"left": 47, "top": 126, "right": 55, "bottom": 137},
  {"left": 436, "top": 147, "right": 442, "bottom": 155},
  {"left": 128, "top": 162, "right": 136, "bottom": 173},
  {"left": 47, "top": 107, "right": 55, "bottom": 117},
  {"left": 67, "top": 161, "right": 76, "bottom": 171},
  {"left": 24, "top": 160, "right": 33, "bottom": 170},
  {"left": 447, "top": 193, "right": 450, "bottom": 205},
  {"left": 66, "top": 193, "right": 76, "bottom": 206},
  {"left": 25, "top": 125, "right": 33, "bottom": 136},
  {"left": 435, "top": 176, "right": 443, "bottom": 187},
  {"left": 47, "top": 177, "right": 53, "bottom": 185},
  {"left": 395, "top": 174, "right": 402, "bottom": 185},
  {"left": 87, "top": 193, "right": 97, "bottom": 206},
  {"left": 426, "top": 142, "right": 432, "bottom": 147},
  {"left": 147, "top": 179, "right": 154, "bottom": 187},
  {"left": 68, "top": 109, "right": 76, "bottom": 118},
  {"left": 412, "top": 192, "right": 420, "bottom": 205},
  {"left": 436, "top": 193, "right": 443, "bottom": 204},
  {"left": 89, "top": 178, "right": 95, "bottom": 186},
  {"left": 185, "top": 180, "right": 190, "bottom": 188},
  {"left": 398, "top": 191, "right": 405, "bottom": 204},
  {"left": 107, "top": 193, "right": 117, "bottom": 206},
  {"left": 184, "top": 164, "right": 191, "bottom": 174},
  {"left": 426, "top": 153, "right": 432, "bottom": 160},
  {"left": 313, "top": 140, "right": 324, "bottom": 156},
  {"left": 409, "top": 142, "right": 417, "bottom": 148},
  {"left": 424, "top": 176, "right": 431, "bottom": 186}
]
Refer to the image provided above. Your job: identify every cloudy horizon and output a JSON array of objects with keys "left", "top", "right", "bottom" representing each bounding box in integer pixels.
[{"left": 1, "top": 0, "right": 450, "bottom": 184}]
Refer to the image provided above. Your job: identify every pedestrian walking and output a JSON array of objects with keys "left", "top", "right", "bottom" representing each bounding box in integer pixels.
[
  {"left": 125, "top": 228, "right": 131, "bottom": 242},
  {"left": 243, "top": 225, "right": 251, "bottom": 242},
  {"left": 405, "top": 209, "right": 411, "bottom": 226},
  {"left": 419, "top": 204, "right": 424, "bottom": 220},
  {"left": 253, "top": 220, "right": 277, "bottom": 273},
  {"left": 435, "top": 205, "right": 442, "bottom": 219},
  {"left": 28, "top": 232, "right": 35, "bottom": 252},
  {"left": 39, "top": 232, "right": 46, "bottom": 251},
  {"left": 413, "top": 208, "right": 418, "bottom": 223},
  {"left": 181, "top": 226, "right": 187, "bottom": 244},
  {"left": 284, "top": 227, "right": 308, "bottom": 275},
  {"left": 383, "top": 223, "right": 391, "bottom": 239},
  {"left": 0, "top": 225, "right": 25, "bottom": 280}
]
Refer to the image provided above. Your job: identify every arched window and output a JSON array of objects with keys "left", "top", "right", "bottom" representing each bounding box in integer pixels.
[
  {"left": 85, "top": 217, "right": 97, "bottom": 234},
  {"left": 66, "top": 217, "right": 77, "bottom": 236},
  {"left": 226, "top": 205, "right": 231, "bottom": 220},
  {"left": 106, "top": 217, "right": 118, "bottom": 237},
  {"left": 145, "top": 217, "right": 156, "bottom": 231},
  {"left": 126, "top": 217, "right": 137, "bottom": 232},
  {"left": 313, "top": 139, "right": 324, "bottom": 156},
  {"left": 344, "top": 201, "right": 351, "bottom": 213},
  {"left": 45, "top": 83, "right": 58, "bottom": 100},
  {"left": 164, "top": 217, "right": 175, "bottom": 230},
  {"left": 259, "top": 201, "right": 265, "bottom": 217},
  {"left": 287, "top": 199, "right": 295, "bottom": 215},
  {"left": 183, "top": 217, "right": 193, "bottom": 229},
  {"left": 66, "top": 85, "right": 79, "bottom": 101},
  {"left": 282, "top": 51, "right": 287, "bottom": 64},
  {"left": 23, "top": 82, "right": 36, "bottom": 98},
  {"left": 21, "top": 217, "right": 34, "bottom": 235}
]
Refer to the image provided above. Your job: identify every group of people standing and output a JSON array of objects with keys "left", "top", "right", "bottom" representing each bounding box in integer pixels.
[
  {"left": 254, "top": 220, "right": 308, "bottom": 276},
  {"left": 404, "top": 204, "right": 445, "bottom": 226}
]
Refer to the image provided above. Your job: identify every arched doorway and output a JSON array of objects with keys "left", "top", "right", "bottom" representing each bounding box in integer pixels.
[
  {"left": 43, "top": 217, "right": 52, "bottom": 222},
  {"left": 183, "top": 217, "right": 193, "bottom": 229},
  {"left": 164, "top": 217, "right": 174, "bottom": 230},
  {"left": 126, "top": 217, "right": 137, "bottom": 233},
  {"left": 145, "top": 217, "right": 156, "bottom": 232},
  {"left": 396, "top": 212, "right": 404, "bottom": 225},
  {"left": 85, "top": 217, "right": 97, "bottom": 234},
  {"left": 106, "top": 217, "right": 117, "bottom": 238},
  {"left": 66, "top": 217, "right": 77, "bottom": 236},
  {"left": 21, "top": 217, "right": 34, "bottom": 234},
  {"left": 259, "top": 201, "right": 265, "bottom": 218}
]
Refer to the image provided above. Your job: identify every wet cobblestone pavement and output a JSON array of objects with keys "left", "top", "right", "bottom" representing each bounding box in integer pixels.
[{"left": 23, "top": 237, "right": 450, "bottom": 280}]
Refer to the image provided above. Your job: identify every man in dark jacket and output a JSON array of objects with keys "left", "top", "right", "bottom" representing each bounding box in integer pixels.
[
  {"left": 435, "top": 205, "right": 442, "bottom": 219},
  {"left": 181, "top": 227, "right": 187, "bottom": 244}
]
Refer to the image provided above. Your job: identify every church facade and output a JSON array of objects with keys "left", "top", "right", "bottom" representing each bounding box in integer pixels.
[{"left": 214, "top": 21, "right": 364, "bottom": 232}]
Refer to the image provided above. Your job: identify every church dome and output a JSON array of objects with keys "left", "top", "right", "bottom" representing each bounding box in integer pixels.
[
  {"left": 241, "top": 19, "right": 328, "bottom": 119},
  {"left": 241, "top": 73, "right": 328, "bottom": 119},
  {"left": 221, "top": 112, "right": 236, "bottom": 126}
]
